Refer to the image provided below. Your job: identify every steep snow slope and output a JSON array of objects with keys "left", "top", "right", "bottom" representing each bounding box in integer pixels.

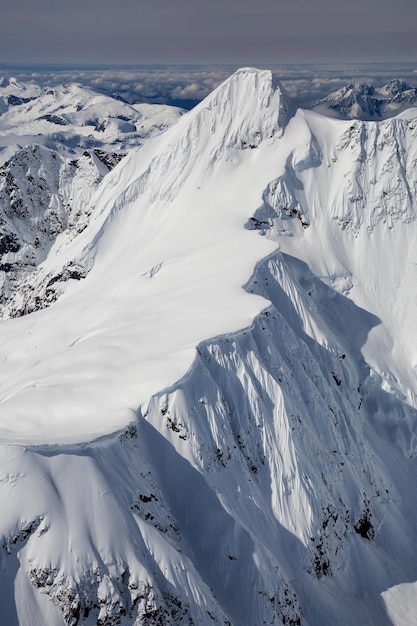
[
  {"left": 0, "top": 69, "right": 417, "bottom": 626},
  {"left": 258, "top": 107, "right": 417, "bottom": 408},
  {"left": 0, "top": 68, "right": 286, "bottom": 444}
]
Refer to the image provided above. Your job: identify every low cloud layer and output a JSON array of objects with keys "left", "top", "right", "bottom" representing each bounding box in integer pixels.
[{"left": 0, "top": 63, "right": 416, "bottom": 110}]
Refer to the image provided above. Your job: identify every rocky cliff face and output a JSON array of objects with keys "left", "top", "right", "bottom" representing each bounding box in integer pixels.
[{"left": 0, "top": 145, "right": 104, "bottom": 317}]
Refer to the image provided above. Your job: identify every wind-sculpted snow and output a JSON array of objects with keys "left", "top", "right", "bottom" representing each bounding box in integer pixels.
[{"left": 1, "top": 68, "right": 417, "bottom": 625}]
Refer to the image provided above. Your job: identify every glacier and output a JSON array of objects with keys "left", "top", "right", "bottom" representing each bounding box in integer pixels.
[{"left": 0, "top": 68, "right": 416, "bottom": 625}]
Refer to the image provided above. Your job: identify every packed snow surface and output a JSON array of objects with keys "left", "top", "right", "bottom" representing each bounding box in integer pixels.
[{"left": 382, "top": 582, "right": 417, "bottom": 626}]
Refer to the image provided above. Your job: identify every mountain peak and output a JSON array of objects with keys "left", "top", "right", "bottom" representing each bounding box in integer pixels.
[
  {"left": 206, "top": 67, "right": 287, "bottom": 119},
  {"left": 182, "top": 67, "right": 288, "bottom": 157},
  {"left": 381, "top": 78, "right": 409, "bottom": 96},
  {"left": 312, "top": 82, "right": 381, "bottom": 119}
]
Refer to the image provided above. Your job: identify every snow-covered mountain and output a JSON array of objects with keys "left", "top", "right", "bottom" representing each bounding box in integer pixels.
[
  {"left": 312, "top": 78, "right": 417, "bottom": 120},
  {"left": 0, "top": 68, "right": 417, "bottom": 625},
  {"left": 0, "top": 77, "right": 185, "bottom": 164}
]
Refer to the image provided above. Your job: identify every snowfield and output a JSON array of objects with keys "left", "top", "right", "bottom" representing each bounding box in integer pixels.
[{"left": 0, "top": 68, "right": 417, "bottom": 625}]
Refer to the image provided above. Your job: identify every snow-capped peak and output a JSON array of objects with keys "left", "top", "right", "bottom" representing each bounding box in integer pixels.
[
  {"left": 313, "top": 78, "right": 417, "bottom": 120},
  {"left": 190, "top": 67, "right": 288, "bottom": 149},
  {"left": 312, "top": 82, "right": 382, "bottom": 119},
  {"left": 0, "top": 76, "right": 35, "bottom": 94},
  {"left": 0, "top": 68, "right": 286, "bottom": 445},
  {"left": 380, "top": 78, "right": 409, "bottom": 96}
]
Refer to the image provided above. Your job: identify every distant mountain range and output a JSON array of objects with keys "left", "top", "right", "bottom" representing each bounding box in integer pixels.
[
  {"left": 0, "top": 76, "right": 185, "bottom": 165},
  {"left": 312, "top": 78, "right": 417, "bottom": 119}
]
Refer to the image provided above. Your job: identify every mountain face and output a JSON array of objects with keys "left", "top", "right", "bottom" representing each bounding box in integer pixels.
[
  {"left": 312, "top": 79, "right": 417, "bottom": 119},
  {"left": 0, "top": 68, "right": 417, "bottom": 626}
]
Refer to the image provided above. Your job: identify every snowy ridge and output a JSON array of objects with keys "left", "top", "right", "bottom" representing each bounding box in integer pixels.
[
  {"left": 2, "top": 249, "right": 417, "bottom": 625},
  {"left": 1, "top": 68, "right": 417, "bottom": 625},
  {"left": 96, "top": 68, "right": 287, "bottom": 216}
]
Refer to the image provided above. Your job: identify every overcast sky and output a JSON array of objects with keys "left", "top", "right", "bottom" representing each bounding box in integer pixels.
[{"left": 1, "top": 0, "right": 416, "bottom": 65}]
